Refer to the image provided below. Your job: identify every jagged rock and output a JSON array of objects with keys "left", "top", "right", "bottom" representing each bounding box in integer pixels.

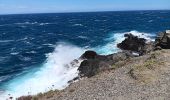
[
  {"left": 78, "top": 60, "right": 100, "bottom": 77},
  {"left": 155, "top": 30, "right": 170, "bottom": 49},
  {"left": 78, "top": 51, "right": 131, "bottom": 77},
  {"left": 117, "top": 33, "right": 151, "bottom": 55},
  {"left": 78, "top": 30, "right": 170, "bottom": 78},
  {"left": 80, "top": 50, "right": 97, "bottom": 59},
  {"left": 78, "top": 59, "right": 111, "bottom": 77}
]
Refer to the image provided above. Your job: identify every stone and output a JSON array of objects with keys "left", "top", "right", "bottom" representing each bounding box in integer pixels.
[
  {"left": 78, "top": 51, "right": 132, "bottom": 77},
  {"left": 117, "top": 33, "right": 147, "bottom": 55},
  {"left": 155, "top": 31, "right": 170, "bottom": 49},
  {"left": 80, "top": 50, "right": 97, "bottom": 59}
]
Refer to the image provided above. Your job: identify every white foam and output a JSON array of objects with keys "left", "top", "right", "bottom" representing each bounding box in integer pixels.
[
  {"left": 10, "top": 52, "right": 19, "bottom": 55},
  {"left": 94, "top": 32, "right": 124, "bottom": 55},
  {"left": 0, "top": 43, "right": 85, "bottom": 100},
  {"left": 77, "top": 36, "right": 88, "bottom": 39},
  {"left": 39, "top": 23, "right": 50, "bottom": 26},
  {"left": 72, "top": 24, "right": 83, "bottom": 26},
  {"left": 148, "top": 20, "right": 153, "bottom": 23},
  {"left": 0, "top": 40, "right": 14, "bottom": 43},
  {"left": 128, "top": 30, "right": 155, "bottom": 42},
  {"left": 0, "top": 76, "right": 11, "bottom": 82},
  {"left": 26, "top": 51, "right": 37, "bottom": 54}
]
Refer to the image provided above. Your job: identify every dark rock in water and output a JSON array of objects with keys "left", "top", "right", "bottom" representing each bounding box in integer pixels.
[
  {"left": 155, "top": 30, "right": 170, "bottom": 49},
  {"left": 80, "top": 50, "right": 97, "bottom": 59},
  {"left": 68, "top": 76, "right": 80, "bottom": 83},
  {"left": 117, "top": 33, "right": 149, "bottom": 55},
  {"left": 9, "top": 97, "right": 13, "bottom": 100}
]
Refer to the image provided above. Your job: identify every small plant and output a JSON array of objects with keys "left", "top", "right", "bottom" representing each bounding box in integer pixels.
[{"left": 144, "top": 59, "right": 157, "bottom": 69}]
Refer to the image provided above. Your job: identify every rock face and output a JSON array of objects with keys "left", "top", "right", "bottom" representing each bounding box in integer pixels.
[
  {"left": 78, "top": 30, "right": 170, "bottom": 78},
  {"left": 78, "top": 50, "right": 131, "bottom": 77},
  {"left": 80, "top": 51, "right": 97, "bottom": 59},
  {"left": 155, "top": 30, "right": 170, "bottom": 49},
  {"left": 78, "top": 59, "right": 110, "bottom": 77},
  {"left": 117, "top": 33, "right": 153, "bottom": 55}
]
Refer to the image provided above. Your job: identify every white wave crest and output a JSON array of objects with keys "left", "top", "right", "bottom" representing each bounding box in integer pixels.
[
  {"left": 72, "top": 24, "right": 83, "bottom": 26},
  {"left": 0, "top": 40, "right": 14, "bottom": 43},
  {"left": 0, "top": 43, "right": 85, "bottom": 100},
  {"left": 128, "top": 30, "right": 155, "bottom": 42}
]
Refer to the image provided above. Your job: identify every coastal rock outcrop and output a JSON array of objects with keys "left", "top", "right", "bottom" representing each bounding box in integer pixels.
[
  {"left": 78, "top": 30, "right": 170, "bottom": 78},
  {"left": 155, "top": 30, "right": 170, "bottom": 49},
  {"left": 78, "top": 50, "right": 131, "bottom": 77},
  {"left": 80, "top": 50, "right": 97, "bottom": 59},
  {"left": 78, "top": 59, "right": 110, "bottom": 77},
  {"left": 117, "top": 33, "right": 154, "bottom": 55}
]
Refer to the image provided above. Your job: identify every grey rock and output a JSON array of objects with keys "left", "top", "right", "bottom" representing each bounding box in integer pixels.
[{"left": 155, "top": 31, "right": 170, "bottom": 49}]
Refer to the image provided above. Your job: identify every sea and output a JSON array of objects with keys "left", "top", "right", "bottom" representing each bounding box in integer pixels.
[{"left": 0, "top": 10, "right": 170, "bottom": 99}]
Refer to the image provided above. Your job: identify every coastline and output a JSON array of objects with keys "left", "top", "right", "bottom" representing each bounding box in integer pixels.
[
  {"left": 18, "top": 49, "right": 170, "bottom": 100},
  {"left": 17, "top": 30, "right": 170, "bottom": 100}
]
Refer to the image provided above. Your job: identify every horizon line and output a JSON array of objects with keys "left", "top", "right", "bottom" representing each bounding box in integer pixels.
[{"left": 0, "top": 9, "right": 170, "bottom": 16}]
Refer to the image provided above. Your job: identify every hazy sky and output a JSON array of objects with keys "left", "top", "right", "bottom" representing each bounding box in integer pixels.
[{"left": 0, "top": 0, "right": 170, "bottom": 14}]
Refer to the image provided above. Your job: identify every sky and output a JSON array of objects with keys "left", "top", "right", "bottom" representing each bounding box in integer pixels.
[{"left": 0, "top": 0, "right": 170, "bottom": 14}]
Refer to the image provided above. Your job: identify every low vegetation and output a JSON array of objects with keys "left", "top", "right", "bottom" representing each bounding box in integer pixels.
[{"left": 128, "top": 51, "right": 165, "bottom": 83}]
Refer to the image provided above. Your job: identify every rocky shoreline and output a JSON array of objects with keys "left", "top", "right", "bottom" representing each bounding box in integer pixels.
[
  {"left": 17, "top": 30, "right": 170, "bottom": 100},
  {"left": 77, "top": 30, "right": 170, "bottom": 78}
]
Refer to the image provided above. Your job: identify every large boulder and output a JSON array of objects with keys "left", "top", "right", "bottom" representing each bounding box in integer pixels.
[
  {"left": 117, "top": 33, "right": 148, "bottom": 55},
  {"left": 80, "top": 50, "right": 97, "bottom": 59},
  {"left": 78, "top": 51, "right": 110, "bottom": 77},
  {"left": 78, "top": 60, "right": 111, "bottom": 77},
  {"left": 78, "top": 51, "right": 131, "bottom": 77},
  {"left": 155, "top": 30, "right": 170, "bottom": 49}
]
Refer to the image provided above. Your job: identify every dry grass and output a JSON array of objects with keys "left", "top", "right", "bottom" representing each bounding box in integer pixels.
[
  {"left": 128, "top": 51, "right": 165, "bottom": 84},
  {"left": 17, "top": 90, "right": 60, "bottom": 100},
  {"left": 112, "top": 58, "right": 132, "bottom": 69}
]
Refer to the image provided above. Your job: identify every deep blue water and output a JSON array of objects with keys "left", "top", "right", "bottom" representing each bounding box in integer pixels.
[{"left": 0, "top": 10, "right": 170, "bottom": 98}]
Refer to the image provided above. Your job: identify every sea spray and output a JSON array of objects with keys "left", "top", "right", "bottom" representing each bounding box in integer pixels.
[{"left": 0, "top": 43, "right": 85, "bottom": 99}]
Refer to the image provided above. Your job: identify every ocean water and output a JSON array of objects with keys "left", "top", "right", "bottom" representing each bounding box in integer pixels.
[{"left": 0, "top": 10, "right": 170, "bottom": 99}]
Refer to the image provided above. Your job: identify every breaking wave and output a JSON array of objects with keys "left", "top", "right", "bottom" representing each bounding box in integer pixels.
[
  {"left": 0, "top": 30, "right": 154, "bottom": 100},
  {"left": 0, "top": 43, "right": 85, "bottom": 99}
]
